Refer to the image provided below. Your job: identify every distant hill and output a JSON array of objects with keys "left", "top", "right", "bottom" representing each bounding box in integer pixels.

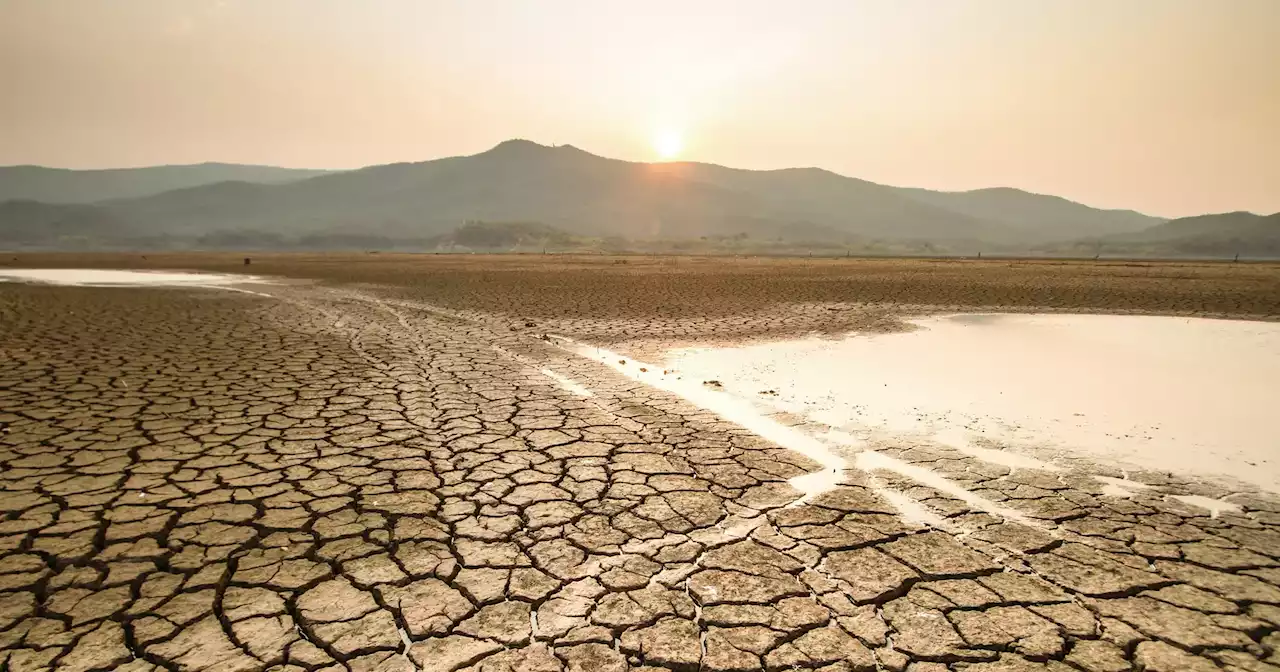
[
  {"left": 0, "top": 200, "right": 127, "bottom": 247},
  {"left": 89, "top": 140, "right": 1156, "bottom": 242},
  {"left": 898, "top": 186, "right": 1162, "bottom": 241},
  {"left": 83, "top": 141, "right": 885, "bottom": 242},
  {"left": 659, "top": 163, "right": 1017, "bottom": 242},
  {"left": 0, "top": 140, "right": 1221, "bottom": 253},
  {"left": 1099, "top": 211, "right": 1280, "bottom": 256},
  {"left": 0, "top": 163, "right": 334, "bottom": 204}
]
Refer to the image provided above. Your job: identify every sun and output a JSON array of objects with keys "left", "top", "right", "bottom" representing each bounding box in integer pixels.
[{"left": 653, "top": 129, "right": 683, "bottom": 160}]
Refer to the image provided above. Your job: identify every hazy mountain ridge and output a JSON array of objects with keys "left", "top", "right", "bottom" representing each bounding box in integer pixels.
[
  {"left": 898, "top": 186, "right": 1162, "bottom": 240},
  {"left": 4, "top": 140, "right": 1273, "bottom": 255},
  {"left": 1096, "top": 211, "right": 1280, "bottom": 256},
  {"left": 665, "top": 162, "right": 1019, "bottom": 242},
  {"left": 0, "top": 200, "right": 129, "bottom": 246},
  {"left": 1112, "top": 211, "right": 1279, "bottom": 241},
  {"left": 0, "top": 163, "right": 335, "bottom": 205}
]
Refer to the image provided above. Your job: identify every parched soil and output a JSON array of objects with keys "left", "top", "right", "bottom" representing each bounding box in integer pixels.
[
  {"left": 1, "top": 255, "right": 1279, "bottom": 671},
  {"left": 8, "top": 252, "right": 1280, "bottom": 316},
  {"left": 8, "top": 252, "right": 1280, "bottom": 357}
]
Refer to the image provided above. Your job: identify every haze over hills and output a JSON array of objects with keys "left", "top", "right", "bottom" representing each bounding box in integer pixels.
[
  {"left": 73, "top": 140, "right": 1008, "bottom": 244},
  {"left": 0, "top": 163, "right": 334, "bottom": 204},
  {"left": 899, "top": 187, "right": 1160, "bottom": 241},
  {"left": 0, "top": 139, "right": 1273, "bottom": 256},
  {"left": 0, "top": 200, "right": 128, "bottom": 248},
  {"left": 1097, "top": 211, "right": 1280, "bottom": 257}
]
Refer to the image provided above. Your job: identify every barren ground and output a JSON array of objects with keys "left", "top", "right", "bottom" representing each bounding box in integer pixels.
[{"left": 2, "top": 254, "right": 1279, "bottom": 672}]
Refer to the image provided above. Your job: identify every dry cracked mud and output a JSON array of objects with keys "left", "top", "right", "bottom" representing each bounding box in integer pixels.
[{"left": 2, "top": 260, "right": 1280, "bottom": 672}]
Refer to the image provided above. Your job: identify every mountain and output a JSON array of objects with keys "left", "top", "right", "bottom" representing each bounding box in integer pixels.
[
  {"left": 0, "top": 163, "right": 335, "bottom": 204},
  {"left": 0, "top": 200, "right": 127, "bottom": 246},
  {"left": 898, "top": 186, "right": 1162, "bottom": 241},
  {"left": 1099, "top": 211, "right": 1280, "bottom": 256},
  {"left": 658, "top": 163, "right": 1016, "bottom": 241},
  {"left": 0, "top": 140, "right": 1190, "bottom": 251},
  {"left": 86, "top": 140, "right": 1117, "bottom": 242},
  {"left": 85, "top": 141, "right": 880, "bottom": 242}
]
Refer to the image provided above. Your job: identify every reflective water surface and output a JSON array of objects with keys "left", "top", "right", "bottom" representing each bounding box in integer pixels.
[
  {"left": 668, "top": 313, "right": 1280, "bottom": 492},
  {"left": 0, "top": 268, "right": 265, "bottom": 287}
]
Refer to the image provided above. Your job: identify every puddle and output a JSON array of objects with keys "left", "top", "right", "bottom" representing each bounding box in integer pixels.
[
  {"left": 854, "top": 450, "right": 1045, "bottom": 528},
  {"left": 553, "top": 336, "right": 1054, "bottom": 529},
  {"left": 0, "top": 268, "right": 270, "bottom": 294},
  {"left": 553, "top": 338, "right": 848, "bottom": 503},
  {"left": 539, "top": 368, "right": 594, "bottom": 397},
  {"left": 932, "top": 427, "right": 1060, "bottom": 472},
  {"left": 1169, "top": 494, "right": 1243, "bottom": 518},
  {"left": 1094, "top": 476, "right": 1151, "bottom": 498},
  {"left": 872, "top": 486, "right": 951, "bottom": 529},
  {"left": 668, "top": 314, "right": 1280, "bottom": 493}
]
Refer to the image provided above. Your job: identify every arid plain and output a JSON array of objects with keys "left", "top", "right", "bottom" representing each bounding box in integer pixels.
[{"left": 2, "top": 254, "right": 1280, "bottom": 672}]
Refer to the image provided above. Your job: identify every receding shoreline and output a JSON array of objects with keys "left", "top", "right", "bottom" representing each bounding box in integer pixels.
[{"left": 4, "top": 252, "right": 1279, "bottom": 321}]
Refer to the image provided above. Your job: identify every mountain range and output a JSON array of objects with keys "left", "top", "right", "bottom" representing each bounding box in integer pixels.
[
  {"left": 1, "top": 140, "right": 1274, "bottom": 256},
  {"left": 1098, "top": 211, "right": 1280, "bottom": 257},
  {"left": 0, "top": 163, "right": 332, "bottom": 204}
]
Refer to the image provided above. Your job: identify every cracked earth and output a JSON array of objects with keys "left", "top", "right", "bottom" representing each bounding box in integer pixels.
[{"left": 2, "top": 271, "right": 1279, "bottom": 672}]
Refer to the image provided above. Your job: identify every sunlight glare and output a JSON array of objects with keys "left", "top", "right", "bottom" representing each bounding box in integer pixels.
[{"left": 653, "top": 130, "right": 683, "bottom": 160}]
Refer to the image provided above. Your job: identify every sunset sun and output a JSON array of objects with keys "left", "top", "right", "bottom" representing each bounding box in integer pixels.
[{"left": 653, "top": 129, "right": 683, "bottom": 160}]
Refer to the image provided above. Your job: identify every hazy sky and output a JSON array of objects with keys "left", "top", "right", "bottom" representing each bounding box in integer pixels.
[{"left": 2, "top": 1, "right": 1277, "bottom": 217}]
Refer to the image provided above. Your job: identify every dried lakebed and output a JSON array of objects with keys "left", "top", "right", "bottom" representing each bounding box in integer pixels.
[{"left": 1, "top": 277, "right": 1278, "bottom": 672}]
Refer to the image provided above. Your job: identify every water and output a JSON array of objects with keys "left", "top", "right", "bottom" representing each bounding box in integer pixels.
[
  {"left": 1169, "top": 494, "right": 1243, "bottom": 518},
  {"left": 552, "top": 337, "right": 849, "bottom": 504},
  {"left": 539, "top": 368, "right": 594, "bottom": 397},
  {"left": 854, "top": 450, "right": 1045, "bottom": 527},
  {"left": 667, "top": 313, "right": 1280, "bottom": 492},
  {"left": 0, "top": 268, "right": 270, "bottom": 294}
]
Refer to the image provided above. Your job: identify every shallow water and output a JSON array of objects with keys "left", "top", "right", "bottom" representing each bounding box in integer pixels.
[
  {"left": 0, "top": 268, "right": 270, "bottom": 293},
  {"left": 668, "top": 313, "right": 1280, "bottom": 492},
  {"left": 554, "top": 337, "right": 849, "bottom": 504},
  {"left": 539, "top": 368, "right": 594, "bottom": 397},
  {"left": 0, "top": 268, "right": 262, "bottom": 287}
]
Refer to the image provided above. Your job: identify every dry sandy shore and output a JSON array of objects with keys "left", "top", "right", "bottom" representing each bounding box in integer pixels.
[{"left": 2, "top": 254, "right": 1280, "bottom": 672}]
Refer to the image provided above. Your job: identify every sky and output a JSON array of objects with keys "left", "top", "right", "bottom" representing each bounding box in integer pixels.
[{"left": 1, "top": 0, "right": 1277, "bottom": 217}]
